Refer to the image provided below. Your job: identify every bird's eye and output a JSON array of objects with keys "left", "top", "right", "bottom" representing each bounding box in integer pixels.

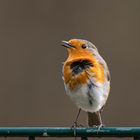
[{"left": 81, "top": 44, "right": 87, "bottom": 49}]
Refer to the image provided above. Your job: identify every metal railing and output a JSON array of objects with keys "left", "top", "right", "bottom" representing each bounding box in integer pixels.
[{"left": 0, "top": 127, "right": 139, "bottom": 140}]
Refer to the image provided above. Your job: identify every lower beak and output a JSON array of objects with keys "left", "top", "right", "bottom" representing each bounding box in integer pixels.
[{"left": 62, "top": 41, "right": 75, "bottom": 48}]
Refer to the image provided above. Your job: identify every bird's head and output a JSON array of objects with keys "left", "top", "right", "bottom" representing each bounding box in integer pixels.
[{"left": 62, "top": 39, "right": 98, "bottom": 60}]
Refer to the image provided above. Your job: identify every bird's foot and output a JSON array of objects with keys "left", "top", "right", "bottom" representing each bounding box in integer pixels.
[
  {"left": 71, "top": 121, "right": 84, "bottom": 128},
  {"left": 71, "top": 122, "right": 84, "bottom": 137},
  {"left": 95, "top": 124, "right": 105, "bottom": 134}
]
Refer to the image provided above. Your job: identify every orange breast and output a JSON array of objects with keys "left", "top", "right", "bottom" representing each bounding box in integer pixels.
[
  {"left": 88, "top": 62, "right": 105, "bottom": 83},
  {"left": 63, "top": 66, "right": 89, "bottom": 90},
  {"left": 63, "top": 57, "right": 105, "bottom": 90}
]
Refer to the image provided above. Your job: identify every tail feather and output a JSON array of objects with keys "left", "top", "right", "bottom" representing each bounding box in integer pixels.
[{"left": 87, "top": 112, "right": 102, "bottom": 127}]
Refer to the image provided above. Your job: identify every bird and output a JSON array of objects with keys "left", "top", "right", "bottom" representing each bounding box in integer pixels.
[{"left": 62, "top": 39, "right": 110, "bottom": 128}]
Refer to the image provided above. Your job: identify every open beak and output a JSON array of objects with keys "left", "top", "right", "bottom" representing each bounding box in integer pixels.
[{"left": 62, "top": 41, "right": 75, "bottom": 48}]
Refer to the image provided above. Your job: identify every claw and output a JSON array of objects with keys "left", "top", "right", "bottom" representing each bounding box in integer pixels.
[
  {"left": 71, "top": 122, "right": 85, "bottom": 137},
  {"left": 96, "top": 124, "right": 105, "bottom": 134}
]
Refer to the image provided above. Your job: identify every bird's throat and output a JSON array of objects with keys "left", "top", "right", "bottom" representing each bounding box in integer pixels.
[{"left": 70, "top": 59, "right": 93, "bottom": 75}]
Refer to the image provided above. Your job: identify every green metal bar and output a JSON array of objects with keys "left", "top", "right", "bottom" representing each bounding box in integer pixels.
[{"left": 0, "top": 127, "right": 139, "bottom": 138}]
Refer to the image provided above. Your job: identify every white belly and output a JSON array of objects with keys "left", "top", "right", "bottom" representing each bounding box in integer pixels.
[{"left": 64, "top": 81, "right": 110, "bottom": 113}]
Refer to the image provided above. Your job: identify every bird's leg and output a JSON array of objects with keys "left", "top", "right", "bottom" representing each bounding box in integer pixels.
[
  {"left": 74, "top": 108, "right": 81, "bottom": 127},
  {"left": 96, "top": 111, "right": 105, "bottom": 133},
  {"left": 71, "top": 108, "right": 83, "bottom": 137}
]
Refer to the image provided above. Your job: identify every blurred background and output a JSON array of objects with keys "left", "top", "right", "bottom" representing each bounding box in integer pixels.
[{"left": 0, "top": 0, "right": 139, "bottom": 140}]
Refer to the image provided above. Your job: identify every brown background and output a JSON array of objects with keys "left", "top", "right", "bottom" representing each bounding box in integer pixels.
[{"left": 0, "top": 0, "right": 139, "bottom": 140}]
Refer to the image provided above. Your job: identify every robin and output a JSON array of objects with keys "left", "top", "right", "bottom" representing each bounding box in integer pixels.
[{"left": 62, "top": 39, "right": 110, "bottom": 127}]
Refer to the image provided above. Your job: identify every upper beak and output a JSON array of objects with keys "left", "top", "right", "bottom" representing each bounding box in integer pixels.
[{"left": 61, "top": 41, "right": 75, "bottom": 48}]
